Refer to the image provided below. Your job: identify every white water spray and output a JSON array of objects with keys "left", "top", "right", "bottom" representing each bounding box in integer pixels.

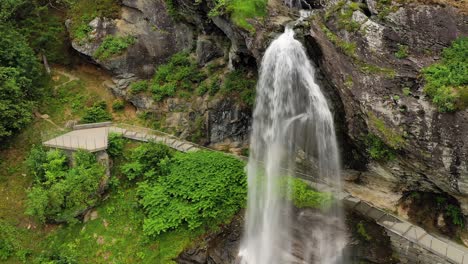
[{"left": 239, "top": 23, "right": 347, "bottom": 264}]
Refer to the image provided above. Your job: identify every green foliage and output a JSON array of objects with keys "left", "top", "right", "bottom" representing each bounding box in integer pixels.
[
  {"left": 129, "top": 80, "right": 148, "bottom": 94},
  {"left": 25, "top": 149, "right": 105, "bottom": 223},
  {"left": 121, "top": 142, "right": 173, "bottom": 181},
  {"left": 365, "top": 134, "right": 396, "bottom": 161},
  {"left": 137, "top": 151, "right": 247, "bottom": 236},
  {"left": 94, "top": 35, "right": 136, "bottom": 60},
  {"left": 376, "top": 0, "right": 398, "bottom": 20},
  {"left": 222, "top": 70, "right": 256, "bottom": 106},
  {"left": 0, "top": 220, "right": 22, "bottom": 261},
  {"left": 422, "top": 37, "right": 467, "bottom": 112},
  {"left": 112, "top": 99, "right": 125, "bottom": 111},
  {"left": 81, "top": 101, "right": 112, "bottom": 123},
  {"left": 69, "top": 0, "right": 121, "bottom": 40},
  {"left": 0, "top": 24, "right": 44, "bottom": 141},
  {"left": 321, "top": 24, "right": 357, "bottom": 58},
  {"left": 402, "top": 87, "right": 411, "bottom": 96},
  {"left": 150, "top": 52, "right": 205, "bottom": 101},
  {"left": 282, "top": 177, "right": 334, "bottom": 209},
  {"left": 108, "top": 133, "right": 125, "bottom": 158},
  {"left": 369, "top": 112, "right": 405, "bottom": 149},
  {"left": 208, "top": 0, "right": 267, "bottom": 32},
  {"left": 337, "top": 1, "right": 362, "bottom": 32},
  {"left": 357, "top": 221, "right": 372, "bottom": 241},
  {"left": 446, "top": 205, "right": 464, "bottom": 228},
  {"left": 395, "top": 44, "right": 409, "bottom": 59},
  {"left": 25, "top": 145, "right": 48, "bottom": 180}
]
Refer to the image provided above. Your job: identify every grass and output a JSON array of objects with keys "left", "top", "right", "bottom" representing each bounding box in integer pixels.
[
  {"left": 36, "top": 187, "right": 206, "bottom": 263},
  {"left": 395, "top": 44, "right": 409, "bottom": 59},
  {"left": 94, "top": 35, "right": 136, "bottom": 61},
  {"left": 422, "top": 37, "right": 467, "bottom": 112},
  {"left": 227, "top": 0, "right": 268, "bottom": 32}
]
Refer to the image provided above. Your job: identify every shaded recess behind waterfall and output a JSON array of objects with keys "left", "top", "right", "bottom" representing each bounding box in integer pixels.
[{"left": 240, "top": 21, "right": 347, "bottom": 263}]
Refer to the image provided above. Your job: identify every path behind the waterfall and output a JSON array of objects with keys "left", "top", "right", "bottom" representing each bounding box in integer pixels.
[{"left": 42, "top": 122, "right": 468, "bottom": 264}]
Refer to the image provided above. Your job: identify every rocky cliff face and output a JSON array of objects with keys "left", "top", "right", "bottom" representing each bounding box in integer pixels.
[
  {"left": 67, "top": 0, "right": 468, "bottom": 224},
  {"left": 305, "top": 2, "right": 468, "bottom": 217}
]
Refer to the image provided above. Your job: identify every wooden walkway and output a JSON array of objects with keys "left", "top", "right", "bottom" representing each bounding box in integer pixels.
[{"left": 42, "top": 122, "right": 468, "bottom": 263}]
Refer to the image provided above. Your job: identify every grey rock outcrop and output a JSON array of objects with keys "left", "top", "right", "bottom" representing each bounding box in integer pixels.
[
  {"left": 306, "top": 3, "right": 468, "bottom": 214},
  {"left": 68, "top": 0, "right": 193, "bottom": 77}
]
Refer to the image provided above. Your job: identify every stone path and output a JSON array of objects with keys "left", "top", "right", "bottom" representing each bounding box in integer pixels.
[{"left": 42, "top": 122, "right": 468, "bottom": 263}]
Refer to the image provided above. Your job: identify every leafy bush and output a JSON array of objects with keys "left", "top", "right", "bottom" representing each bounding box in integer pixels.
[
  {"left": 81, "top": 101, "right": 112, "bottom": 123},
  {"left": 150, "top": 52, "right": 205, "bottom": 101},
  {"left": 94, "top": 35, "right": 136, "bottom": 60},
  {"left": 26, "top": 149, "right": 105, "bottom": 223},
  {"left": 121, "top": 142, "right": 173, "bottom": 181},
  {"left": 129, "top": 80, "right": 148, "bottom": 94},
  {"left": 422, "top": 37, "right": 467, "bottom": 112},
  {"left": 112, "top": 99, "right": 125, "bottom": 111},
  {"left": 107, "top": 133, "right": 125, "bottom": 158},
  {"left": 137, "top": 151, "right": 247, "bottom": 236}
]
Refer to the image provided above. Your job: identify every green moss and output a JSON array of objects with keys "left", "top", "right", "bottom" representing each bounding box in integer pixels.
[
  {"left": 376, "top": 0, "right": 399, "bottom": 20},
  {"left": 337, "top": 1, "right": 363, "bottom": 32},
  {"left": 422, "top": 37, "right": 468, "bottom": 112},
  {"left": 369, "top": 112, "right": 405, "bottom": 149},
  {"left": 395, "top": 44, "right": 409, "bottom": 59},
  {"left": 94, "top": 35, "right": 136, "bottom": 61},
  {"left": 222, "top": 69, "right": 257, "bottom": 107},
  {"left": 357, "top": 221, "right": 372, "bottom": 241}
]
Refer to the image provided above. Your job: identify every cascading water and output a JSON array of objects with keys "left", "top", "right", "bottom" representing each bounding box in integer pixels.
[{"left": 239, "top": 21, "right": 347, "bottom": 264}]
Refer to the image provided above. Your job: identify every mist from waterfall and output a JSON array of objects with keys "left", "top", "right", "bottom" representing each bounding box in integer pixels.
[{"left": 239, "top": 24, "right": 347, "bottom": 264}]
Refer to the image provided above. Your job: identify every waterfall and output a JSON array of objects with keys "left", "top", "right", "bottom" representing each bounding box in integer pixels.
[{"left": 239, "top": 24, "right": 347, "bottom": 264}]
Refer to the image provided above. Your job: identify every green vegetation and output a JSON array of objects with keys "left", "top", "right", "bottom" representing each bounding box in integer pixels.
[
  {"left": 112, "top": 99, "right": 125, "bottom": 111},
  {"left": 282, "top": 177, "right": 334, "bottom": 209},
  {"left": 137, "top": 151, "right": 247, "bottom": 236},
  {"left": 222, "top": 69, "right": 256, "bottom": 107},
  {"left": 130, "top": 80, "right": 149, "bottom": 94},
  {"left": 447, "top": 205, "right": 465, "bottom": 228},
  {"left": 82, "top": 101, "right": 112, "bottom": 123},
  {"left": 151, "top": 52, "right": 205, "bottom": 101},
  {"left": 122, "top": 142, "right": 173, "bottom": 181},
  {"left": 209, "top": 0, "right": 268, "bottom": 32},
  {"left": 68, "top": 0, "right": 121, "bottom": 41},
  {"left": 376, "top": 0, "right": 399, "bottom": 20},
  {"left": 337, "top": 1, "right": 363, "bottom": 32},
  {"left": 402, "top": 87, "right": 411, "bottom": 96},
  {"left": 0, "top": 220, "right": 26, "bottom": 261},
  {"left": 0, "top": 24, "right": 43, "bottom": 142},
  {"left": 357, "top": 221, "right": 372, "bottom": 241},
  {"left": 395, "top": 44, "right": 409, "bottom": 59},
  {"left": 25, "top": 148, "right": 106, "bottom": 223},
  {"left": 94, "top": 35, "right": 136, "bottom": 60},
  {"left": 369, "top": 112, "right": 405, "bottom": 149},
  {"left": 422, "top": 37, "right": 467, "bottom": 112},
  {"left": 107, "top": 133, "right": 126, "bottom": 158},
  {"left": 365, "top": 134, "right": 396, "bottom": 161},
  {"left": 321, "top": 24, "right": 357, "bottom": 57}
]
